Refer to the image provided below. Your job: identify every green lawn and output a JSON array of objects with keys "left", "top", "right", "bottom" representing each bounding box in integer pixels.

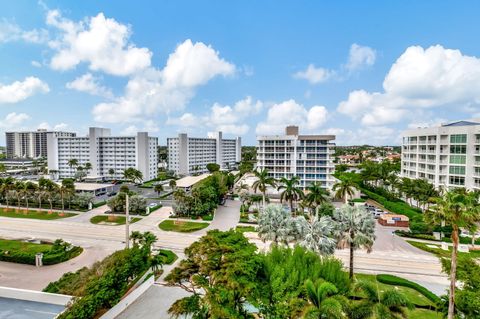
[
  {"left": 236, "top": 225, "right": 256, "bottom": 233},
  {"left": 0, "top": 238, "right": 52, "bottom": 254},
  {"left": 0, "top": 208, "right": 76, "bottom": 220},
  {"left": 157, "top": 249, "right": 178, "bottom": 264},
  {"left": 407, "top": 308, "right": 442, "bottom": 319},
  {"left": 90, "top": 215, "right": 141, "bottom": 225},
  {"left": 406, "top": 240, "right": 480, "bottom": 259},
  {"left": 354, "top": 274, "right": 435, "bottom": 307},
  {"left": 158, "top": 220, "right": 209, "bottom": 233}
]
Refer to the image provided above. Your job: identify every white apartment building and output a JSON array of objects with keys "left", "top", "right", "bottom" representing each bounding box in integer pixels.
[
  {"left": 6, "top": 129, "right": 76, "bottom": 159},
  {"left": 47, "top": 127, "right": 158, "bottom": 180},
  {"left": 167, "top": 131, "right": 241, "bottom": 176},
  {"left": 256, "top": 126, "right": 336, "bottom": 189},
  {"left": 401, "top": 120, "right": 480, "bottom": 190}
]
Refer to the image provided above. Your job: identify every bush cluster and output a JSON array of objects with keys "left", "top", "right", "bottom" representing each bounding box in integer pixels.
[
  {"left": 0, "top": 241, "right": 82, "bottom": 265},
  {"left": 376, "top": 274, "right": 441, "bottom": 305},
  {"left": 157, "top": 249, "right": 177, "bottom": 265}
]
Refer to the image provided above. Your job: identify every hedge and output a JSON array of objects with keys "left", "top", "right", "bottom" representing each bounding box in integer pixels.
[
  {"left": 395, "top": 231, "right": 436, "bottom": 241},
  {"left": 376, "top": 274, "right": 441, "bottom": 305},
  {"left": 0, "top": 246, "right": 83, "bottom": 265},
  {"left": 92, "top": 200, "right": 107, "bottom": 208}
]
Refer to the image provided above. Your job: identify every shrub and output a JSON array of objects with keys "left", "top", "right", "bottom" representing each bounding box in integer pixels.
[
  {"left": 395, "top": 230, "right": 436, "bottom": 241},
  {"left": 157, "top": 249, "right": 177, "bottom": 265},
  {"left": 201, "top": 214, "right": 213, "bottom": 221},
  {"left": 376, "top": 274, "right": 441, "bottom": 304}
]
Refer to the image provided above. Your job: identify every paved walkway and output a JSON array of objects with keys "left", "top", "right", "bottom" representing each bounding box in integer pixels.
[{"left": 194, "top": 199, "right": 240, "bottom": 235}]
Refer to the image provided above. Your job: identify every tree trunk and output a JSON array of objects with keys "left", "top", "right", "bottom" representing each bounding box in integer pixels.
[
  {"left": 290, "top": 198, "right": 294, "bottom": 214},
  {"left": 61, "top": 194, "right": 65, "bottom": 213},
  {"left": 262, "top": 192, "right": 266, "bottom": 210},
  {"left": 448, "top": 226, "right": 459, "bottom": 319},
  {"left": 349, "top": 238, "right": 355, "bottom": 279}
]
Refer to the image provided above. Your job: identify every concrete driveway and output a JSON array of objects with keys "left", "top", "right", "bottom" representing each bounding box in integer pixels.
[{"left": 194, "top": 199, "right": 240, "bottom": 235}]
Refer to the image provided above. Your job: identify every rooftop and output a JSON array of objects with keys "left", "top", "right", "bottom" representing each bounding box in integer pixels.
[
  {"left": 175, "top": 173, "right": 211, "bottom": 188},
  {"left": 442, "top": 120, "right": 480, "bottom": 127},
  {"left": 74, "top": 182, "right": 114, "bottom": 191}
]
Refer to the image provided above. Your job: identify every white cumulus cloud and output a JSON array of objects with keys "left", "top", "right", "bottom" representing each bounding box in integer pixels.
[
  {"left": 293, "top": 64, "right": 334, "bottom": 84},
  {"left": 338, "top": 45, "right": 480, "bottom": 126},
  {"left": 256, "top": 99, "right": 328, "bottom": 135},
  {"left": 345, "top": 43, "right": 376, "bottom": 71},
  {"left": 46, "top": 10, "right": 152, "bottom": 76},
  {"left": 0, "top": 112, "right": 31, "bottom": 128},
  {"left": 0, "top": 77, "right": 50, "bottom": 104},
  {"left": 0, "top": 20, "right": 49, "bottom": 44},
  {"left": 66, "top": 73, "right": 113, "bottom": 98}
]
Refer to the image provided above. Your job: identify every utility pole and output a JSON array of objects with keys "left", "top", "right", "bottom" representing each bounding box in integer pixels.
[{"left": 125, "top": 194, "right": 130, "bottom": 249}]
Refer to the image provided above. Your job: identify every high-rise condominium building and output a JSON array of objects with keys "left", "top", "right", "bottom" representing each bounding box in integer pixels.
[
  {"left": 6, "top": 129, "right": 76, "bottom": 159},
  {"left": 401, "top": 120, "right": 480, "bottom": 190},
  {"left": 47, "top": 127, "right": 158, "bottom": 180},
  {"left": 167, "top": 131, "right": 241, "bottom": 176},
  {"left": 256, "top": 126, "right": 336, "bottom": 189}
]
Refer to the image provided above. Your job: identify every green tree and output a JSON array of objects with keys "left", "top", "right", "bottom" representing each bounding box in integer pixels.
[
  {"left": 304, "top": 279, "right": 347, "bottom": 319},
  {"left": 350, "top": 281, "right": 412, "bottom": 319},
  {"left": 67, "top": 159, "right": 78, "bottom": 171},
  {"left": 425, "top": 188, "right": 480, "bottom": 319},
  {"left": 305, "top": 182, "right": 330, "bottom": 213},
  {"left": 206, "top": 163, "right": 220, "bottom": 173},
  {"left": 166, "top": 230, "right": 260, "bottom": 319},
  {"left": 108, "top": 168, "right": 115, "bottom": 180},
  {"left": 278, "top": 176, "right": 304, "bottom": 213},
  {"left": 252, "top": 168, "right": 276, "bottom": 209},
  {"left": 333, "top": 178, "right": 357, "bottom": 204},
  {"left": 59, "top": 179, "right": 75, "bottom": 213},
  {"left": 154, "top": 183, "right": 164, "bottom": 195},
  {"left": 123, "top": 167, "right": 143, "bottom": 184},
  {"left": 334, "top": 205, "right": 376, "bottom": 279},
  {"left": 257, "top": 204, "right": 299, "bottom": 245},
  {"left": 169, "top": 179, "right": 176, "bottom": 190},
  {"left": 297, "top": 214, "right": 336, "bottom": 256}
]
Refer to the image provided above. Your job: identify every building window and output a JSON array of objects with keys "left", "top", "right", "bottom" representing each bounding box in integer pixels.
[
  {"left": 449, "top": 155, "right": 466, "bottom": 164},
  {"left": 450, "top": 134, "right": 467, "bottom": 144},
  {"left": 449, "top": 176, "right": 465, "bottom": 185},
  {"left": 450, "top": 145, "right": 466, "bottom": 154},
  {"left": 449, "top": 166, "right": 465, "bottom": 175}
]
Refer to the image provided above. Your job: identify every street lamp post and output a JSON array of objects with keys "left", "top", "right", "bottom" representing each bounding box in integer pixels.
[{"left": 125, "top": 194, "right": 130, "bottom": 249}]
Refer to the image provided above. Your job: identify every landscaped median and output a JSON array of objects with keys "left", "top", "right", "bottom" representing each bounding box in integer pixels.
[
  {"left": 158, "top": 219, "right": 209, "bottom": 232},
  {"left": 0, "top": 207, "right": 76, "bottom": 220},
  {"left": 0, "top": 238, "right": 83, "bottom": 265},
  {"left": 90, "top": 215, "right": 142, "bottom": 225}
]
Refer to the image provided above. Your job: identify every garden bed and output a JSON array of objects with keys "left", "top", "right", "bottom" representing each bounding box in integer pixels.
[
  {"left": 0, "top": 208, "right": 76, "bottom": 220},
  {"left": 158, "top": 220, "right": 209, "bottom": 232},
  {"left": 90, "top": 215, "right": 141, "bottom": 225},
  {"left": 0, "top": 238, "right": 83, "bottom": 265}
]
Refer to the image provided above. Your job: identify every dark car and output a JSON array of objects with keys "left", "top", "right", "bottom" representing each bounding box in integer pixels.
[{"left": 104, "top": 209, "right": 112, "bottom": 214}]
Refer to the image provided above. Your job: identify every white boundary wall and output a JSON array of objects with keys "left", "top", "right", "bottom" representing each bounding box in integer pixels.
[
  {"left": 0, "top": 286, "right": 72, "bottom": 305},
  {"left": 100, "top": 274, "right": 155, "bottom": 319}
]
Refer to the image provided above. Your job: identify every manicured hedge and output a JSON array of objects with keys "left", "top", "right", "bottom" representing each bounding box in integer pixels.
[
  {"left": 0, "top": 246, "right": 83, "bottom": 265},
  {"left": 395, "top": 230, "right": 436, "bottom": 241},
  {"left": 376, "top": 274, "right": 441, "bottom": 304},
  {"left": 158, "top": 249, "right": 177, "bottom": 265},
  {"left": 92, "top": 200, "right": 107, "bottom": 208}
]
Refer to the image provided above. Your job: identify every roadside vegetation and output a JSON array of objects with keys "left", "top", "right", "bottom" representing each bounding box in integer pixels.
[
  {"left": 0, "top": 238, "right": 82, "bottom": 265},
  {"left": 44, "top": 232, "right": 165, "bottom": 319},
  {"left": 159, "top": 219, "right": 209, "bottom": 232},
  {"left": 0, "top": 207, "right": 75, "bottom": 219},
  {"left": 166, "top": 230, "right": 440, "bottom": 318}
]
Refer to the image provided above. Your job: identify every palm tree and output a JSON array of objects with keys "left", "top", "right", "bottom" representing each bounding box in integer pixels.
[
  {"left": 252, "top": 168, "right": 276, "bottom": 209},
  {"left": 67, "top": 158, "right": 78, "bottom": 176},
  {"left": 333, "top": 178, "right": 357, "bottom": 204},
  {"left": 84, "top": 162, "right": 92, "bottom": 175},
  {"left": 154, "top": 184, "right": 164, "bottom": 195},
  {"left": 1, "top": 177, "right": 14, "bottom": 208},
  {"left": 297, "top": 214, "right": 336, "bottom": 255},
  {"left": 425, "top": 188, "right": 480, "bottom": 319},
  {"left": 334, "top": 205, "right": 376, "bottom": 279},
  {"left": 130, "top": 231, "right": 143, "bottom": 246},
  {"left": 13, "top": 180, "right": 24, "bottom": 210},
  {"left": 278, "top": 176, "right": 304, "bottom": 214},
  {"left": 22, "top": 182, "right": 36, "bottom": 212},
  {"left": 305, "top": 182, "right": 330, "bottom": 213},
  {"left": 151, "top": 254, "right": 164, "bottom": 275},
  {"left": 140, "top": 231, "right": 157, "bottom": 254},
  {"left": 350, "top": 281, "right": 412, "bottom": 319},
  {"left": 59, "top": 179, "right": 75, "bottom": 213},
  {"left": 169, "top": 179, "right": 176, "bottom": 190},
  {"left": 304, "top": 279, "right": 347, "bottom": 319},
  {"left": 257, "top": 204, "right": 298, "bottom": 245}
]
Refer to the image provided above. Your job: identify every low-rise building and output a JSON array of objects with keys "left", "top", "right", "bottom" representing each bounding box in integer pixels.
[
  {"left": 167, "top": 131, "right": 241, "bottom": 176},
  {"left": 256, "top": 126, "right": 336, "bottom": 189},
  {"left": 47, "top": 127, "right": 158, "bottom": 181}
]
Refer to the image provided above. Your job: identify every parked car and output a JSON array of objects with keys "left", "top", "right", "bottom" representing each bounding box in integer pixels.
[{"left": 104, "top": 209, "right": 112, "bottom": 214}]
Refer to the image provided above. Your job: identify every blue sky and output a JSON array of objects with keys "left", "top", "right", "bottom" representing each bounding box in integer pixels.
[{"left": 1, "top": 1, "right": 479, "bottom": 146}]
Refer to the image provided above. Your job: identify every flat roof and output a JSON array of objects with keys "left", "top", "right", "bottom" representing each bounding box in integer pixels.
[
  {"left": 0, "top": 297, "right": 65, "bottom": 319},
  {"left": 74, "top": 182, "right": 114, "bottom": 191},
  {"left": 380, "top": 214, "right": 409, "bottom": 221},
  {"left": 175, "top": 173, "right": 210, "bottom": 188}
]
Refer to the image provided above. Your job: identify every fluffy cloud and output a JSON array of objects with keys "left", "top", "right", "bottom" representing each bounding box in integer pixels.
[
  {"left": 93, "top": 39, "right": 236, "bottom": 123},
  {"left": 46, "top": 10, "right": 152, "bottom": 76},
  {"left": 256, "top": 99, "right": 328, "bottom": 135},
  {"left": 120, "top": 120, "right": 159, "bottom": 135},
  {"left": 0, "top": 77, "right": 50, "bottom": 104},
  {"left": 66, "top": 73, "right": 113, "bottom": 98},
  {"left": 37, "top": 122, "right": 69, "bottom": 131},
  {"left": 345, "top": 44, "right": 376, "bottom": 71},
  {"left": 167, "top": 96, "right": 262, "bottom": 135},
  {"left": 0, "top": 112, "right": 30, "bottom": 128},
  {"left": 293, "top": 64, "right": 334, "bottom": 84},
  {"left": 338, "top": 45, "right": 480, "bottom": 126},
  {"left": 0, "top": 20, "right": 49, "bottom": 44}
]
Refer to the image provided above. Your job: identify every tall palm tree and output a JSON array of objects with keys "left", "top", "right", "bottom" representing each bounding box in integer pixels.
[
  {"left": 108, "top": 168, "right": 115, "bottom": 180},
  {"left": 169, "top": 179, "right": 176, "bottom": 190},
  {"left": 333, "top": 178, "right": 356, "bottom": 204},
  {"left": 334, "top": 205, "right": 376, "bottom": 279},
  {"left": 1, "top": 177, "right": 14, "bottom": 208},
  {"left": 257, "top": 204, "right": 298, "bottom": 245},
  {"left": 278, "top": 176, "right": 304, "bottom": 214},
  {"left": 151, "top": 254, "right": 164, "bottom": 275},
  {"left": 13, "top": 180, "right": 24, "bottom": 210},
  {"left": 154, "top": 183, "right": 164, "bottom": 195},
  {"left": 67, "top": 158, "right": 78, "bottom": 176},
  {"left": 22, "top": 182, "right": 36, "bottom": 212},
  {"left": 425, "top": 188, "right": 480, "bottom": 319},
  {"left": 304, "top": 279, "right": 347, "bottom": 319},
  {"left": 84, "top": 162, "right": 92, "bottom": 175},
  {"left": 305, "top": 182, "right": 330, "bottom": 212},
  {"left": 59, "top": 179, "right": 75, "bottom": 213},
  {"left": 252, "top": 168, "right": 276, "bottom": 209},
  {"left": 130, "top": 231, "right": 143, "bottom": 246},
  {"left": 350, "top": 281, "right": 412, "bottom": 319}
]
